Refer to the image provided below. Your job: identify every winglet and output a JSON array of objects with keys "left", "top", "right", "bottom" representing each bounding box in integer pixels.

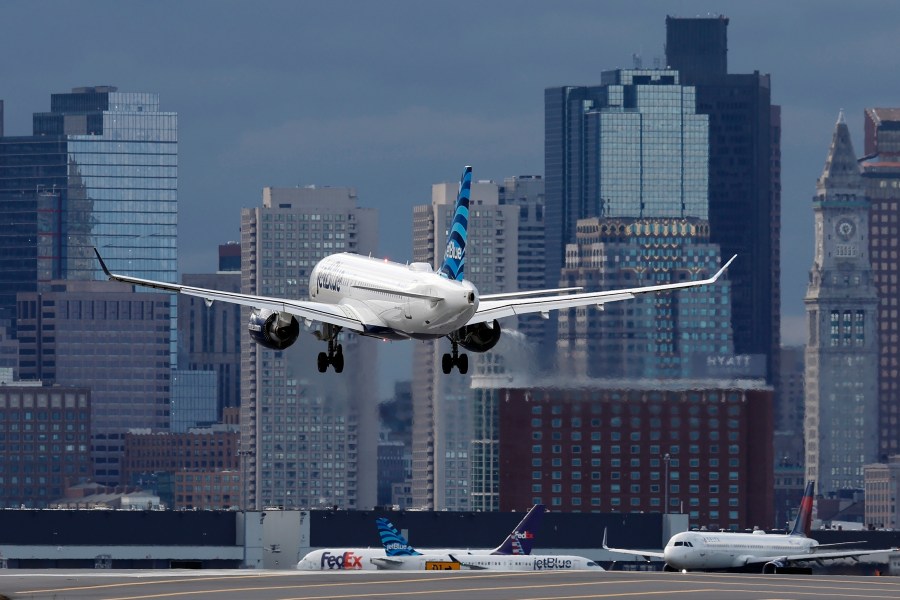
[
  {"left": 93, "top": 247, "right": 113, "bottom": 279},
  {"left": 711, "top": 254, "right": 737, "bottom": 283},
  {"left": 602, "top": 527, "right": 609, "bottom": 550},
  {"left": 438, "top": 166, "right": 471, "bottom": 281}
]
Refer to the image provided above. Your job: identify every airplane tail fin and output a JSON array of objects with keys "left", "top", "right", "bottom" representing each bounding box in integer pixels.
[
  {"left": 490, "top": 504, "right": 545, "bottom": 555},
  {"left": 789, "top": 481, "right": 815, "bottom": 537},
  {"left": 438, "top": 166, "right": 472, "bottom": 281},
  {"left": 375, "top": 517, "right": 422, "bottom": 556}
]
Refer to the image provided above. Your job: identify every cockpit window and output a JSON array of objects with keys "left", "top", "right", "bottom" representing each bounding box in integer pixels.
[{"left": 674, "top": 541, "right": 684, "bottom": 546}]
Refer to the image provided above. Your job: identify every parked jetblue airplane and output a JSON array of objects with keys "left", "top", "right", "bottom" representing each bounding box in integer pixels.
[
  {"left": 603, "top": 481, "right": 895, "bottom": 574},
  {"left": 296, "top": 504, "right": 545, "bottom": 570},
  {"left": 95, "top": 166, "right": 735, "bottom": 374},
  {"left": 371, "top": 513, "right": 602, "bottom": 571}
]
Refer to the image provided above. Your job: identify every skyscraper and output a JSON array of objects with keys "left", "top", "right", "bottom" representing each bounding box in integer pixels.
[
  {"left": 0, "top": 86, "right": 178, "bottom": 357},
  {"left": 804, "top": 114, "right": 879, "bottom": 493},
  {"left": 665, "top": 16, "right": 781, "bottom": 385},
  {"left": 178, "top": 244, "right": 242, "bottom": 417},
  {"left": 412, "top": 175, "right": 545, "bottom": 510},
  {"left": 241, "top": 186, "right": 377, "bottom": 510},
  {"left": 544, "top": 68, "right": 713, "bottom": 375},
  {"left": 17, "top": 280, "right": 171, "bottom": 487},
  {"left": 860, "top": 108, "right": 900, "bottom": 459},
  {"left": 544, "top": 69, "right": 709, "bottom": 280},
  {"left": 558, "top": 216, "right": 733, "bottom": 379}
]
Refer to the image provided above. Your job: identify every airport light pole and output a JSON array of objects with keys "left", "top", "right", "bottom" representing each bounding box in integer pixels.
[{"left": 663, "top": 453, "right": 670, "bottom": 514}]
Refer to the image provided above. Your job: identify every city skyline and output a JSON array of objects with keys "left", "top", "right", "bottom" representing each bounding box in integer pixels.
[{"left": 2, "top": 1, "right": 899, "bottom": 389}]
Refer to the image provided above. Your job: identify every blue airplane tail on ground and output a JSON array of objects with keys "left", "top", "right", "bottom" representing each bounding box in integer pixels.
[
  {"left": 438, "top": 166, "right": 471, "bottom": 281},
  {"left": 376, "top": 517, "right": 422, "bottom": 556}
]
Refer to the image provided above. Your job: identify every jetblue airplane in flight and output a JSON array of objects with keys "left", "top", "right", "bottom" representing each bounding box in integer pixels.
[
  {"left": 95, "top": 166, "right": 735, "bottom": 374},
  {"left": 370, "top": 516, "right": 603, "bottom": 571},
  {"left": 297, "top": 504, "right": 545, "bottom": 571},
  {"left": 603, "top": 481, "right": 895, "bottom": 574}
]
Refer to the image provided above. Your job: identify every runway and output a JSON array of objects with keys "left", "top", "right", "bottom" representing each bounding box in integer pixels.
[{"left": 2, "top": 570, "right": 900, "bottom": 600}]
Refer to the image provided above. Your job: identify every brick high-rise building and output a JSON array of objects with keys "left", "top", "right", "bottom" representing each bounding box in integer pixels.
[
  {"left": 497, "top": 381, "right": 774, "bottom": 530},
  {"left": 861, "top": 108, "right": 900, "bottom": 460}
]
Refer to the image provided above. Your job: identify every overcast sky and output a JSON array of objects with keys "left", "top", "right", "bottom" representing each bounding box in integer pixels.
[{"left": 3, "top": 0, "right": 899, "bottom": 391}]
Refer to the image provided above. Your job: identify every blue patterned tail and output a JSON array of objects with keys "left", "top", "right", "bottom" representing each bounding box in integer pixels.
[
  {"left": 438, "top": 166, "right": 471, "bottom": 281},
  {"left": 375, "top": 517, "right": 422, "bottom": 556}
]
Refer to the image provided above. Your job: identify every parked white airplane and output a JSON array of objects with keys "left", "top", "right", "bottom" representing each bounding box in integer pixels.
[
  {"left": 94, "top": 166, "right": 735, "bottom": 374},
  {"left": 297, "top": 504, "right": 545, "bottom": 571},
  {"left": 603, "top": 481, "right": 896, "bottom": 574},
  {"left": 370, "top": 517, "right": 603, "bottom": 571}
]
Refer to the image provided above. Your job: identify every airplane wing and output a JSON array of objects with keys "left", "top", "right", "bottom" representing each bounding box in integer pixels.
[
  {"left": 601, "top": 528, "right": 665, "bottom": 561},
  {"left": 447, "top": 554, "right": 486, "bottom": 570},
  {"left": 93, "top": 248, "right": 367, "bottom": 332},
  {"left": 467, "top": 255, "right": 736, "bottom": 326},
  {"left": 480, "top": 287, "right": 583, "bottom": 301},
  {"left": 745, "top": 547, "right": 898, "bottom": 567},
  {"left": 370, "top": 556, "right": 406, "bottom": 569}
]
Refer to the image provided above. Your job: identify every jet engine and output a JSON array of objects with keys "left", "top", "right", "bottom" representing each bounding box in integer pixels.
[
  {"left": 451, "top": 319, "right": 501, "bottom": 353},
  {"left": 247, "top": 309, "right": 300, "bottom": 350}
]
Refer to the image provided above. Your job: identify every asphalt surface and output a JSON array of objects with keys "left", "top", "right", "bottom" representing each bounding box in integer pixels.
[{"left": 2, "top": 569, "right": 899, "bottom": 600}]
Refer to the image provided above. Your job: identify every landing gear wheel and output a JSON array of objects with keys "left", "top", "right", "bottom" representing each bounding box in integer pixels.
[
  {"left": 333, "top": 345, "right": 345, "bottom": 373},
  {"left": 441, "top": 340, "right": 469, "bottom": 374},
  {"left": 315, "top": 325, "right": 346, "bottom": 373}
]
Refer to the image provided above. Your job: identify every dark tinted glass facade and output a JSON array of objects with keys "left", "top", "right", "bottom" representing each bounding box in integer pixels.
[
  {"left": 665, "top": 18, "right": 781, "bottom": 384},
  {"left": 0, "top": 137, "right": 68, "bottom": 326}
]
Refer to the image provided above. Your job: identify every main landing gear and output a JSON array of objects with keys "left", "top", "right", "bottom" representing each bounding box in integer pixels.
[
  {"left": 315, "top": 324, "right": 344, "bottom": 373},
  {"left": 441, "top": 340, "right": 468, "bottom": 374}
]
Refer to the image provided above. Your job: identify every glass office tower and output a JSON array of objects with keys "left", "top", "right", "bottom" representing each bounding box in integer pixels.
[
  {"left": 544, "top": 71, "right": 708, "bottom": 341},
  {"left": 0, "top": 86, "right": 177, "bottom": 354},
  {"left": 30, "top": 87, "right": 177, "bottom": 285}
]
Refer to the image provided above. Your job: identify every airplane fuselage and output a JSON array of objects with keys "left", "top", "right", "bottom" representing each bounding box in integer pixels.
[
  {"left": 309, "top": 253, "right": 478, "bottom": 340},
  {"left": 297, "top": 548, "right": 384, "bottom": 571},
  {"left": 296, "top": 547, "right": 509, "bottom": 571},
  {"left": 371, "top": 553, "right": 603, "bottom": 571},
  {"left": 663, "top": 531, "right": 816, "bottom": 570}
]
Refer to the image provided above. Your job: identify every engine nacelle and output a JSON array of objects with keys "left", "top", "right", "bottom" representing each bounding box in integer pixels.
[
  {"left": 247, "top": 309, "right": 300, "bottom": 350},
  {"left": 762, "top": 561, "right": 783, "bottom": 574},
  {"left": 762, "top": 561, "right": 810, "bottom": 575},
  {"left": 451, "top": 319, "right": 502, "bottom": 353}
]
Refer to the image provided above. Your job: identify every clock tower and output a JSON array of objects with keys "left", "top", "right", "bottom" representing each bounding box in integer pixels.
[{"left": 805, "top": 112, "right": 879, "bottom": 494}]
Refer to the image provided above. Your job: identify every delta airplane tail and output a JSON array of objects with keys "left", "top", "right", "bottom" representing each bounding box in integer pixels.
[
  {"left": 491, "top": 504, "right": 545, "bottom": 555},
  {"left": 788, "top": 480, "right": 815, "bottom": 537},
  {"left": 376, "top": 517, "right": 422, "bottom": 557},
  {"left": 438, "top": 165, "right": 471, "bottom": 281}
]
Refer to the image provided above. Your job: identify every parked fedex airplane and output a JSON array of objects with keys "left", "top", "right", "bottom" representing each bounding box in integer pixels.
[
  {"left": 296, "top": 504, "right": 545, "bottom": 571},
  {"left": 370, "top": 517, "right": 603, "bottom": 571},
  {"left": 94, "top": 166, "right": 735, "bottom": 374},
  {"left": 603, "top": 481, "right": 895, "bottom": 574}
]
